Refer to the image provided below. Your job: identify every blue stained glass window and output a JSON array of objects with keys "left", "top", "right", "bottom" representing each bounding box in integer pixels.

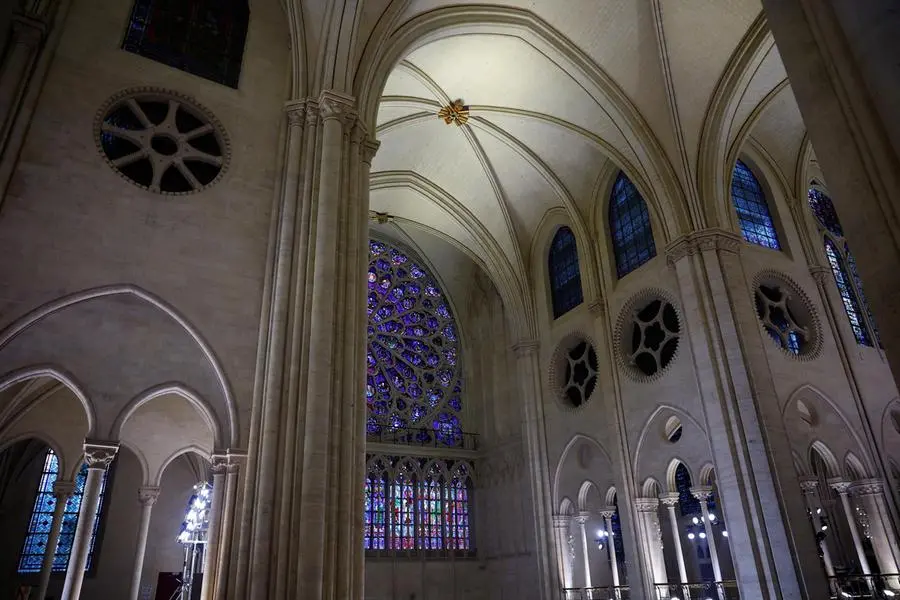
[
  {"left": 731, "top": 161, "right": 781, "bottom": 250},
  {"left": 366, "top": 240, "right": 463, "bottom": 447},
  {"left": 548, "top": 226, "right": 583, "bottom": 318},
  {"left": 18, "top": 450, "right": 109, "bottom": 574},
  {"left": 825, "top": 239, "right": 872, "bottom": 346},
  {"left": 809, "top": 188, "right": 878, "bottom": 347},
  {"left": 609, "top": 172, "right": 656, "bottom": 278},
  {"left": 122, "top": 0, "right": 249, "bottom": 89},
  {"left": 675, "top": 463, "right": 701, "bottom": 517}
]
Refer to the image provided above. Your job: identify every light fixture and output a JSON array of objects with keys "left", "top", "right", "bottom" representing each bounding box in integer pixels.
[
  {"left": 821, "top": 525, "right": 828, "bottom": 531},
  {"left": 687, "top": 533, "right": 695, "bottom": 540},
  {"left": 692, "top": 517, "right": 700, "bottom": 525},
  {"left": 884, "top": 591, "right": 896, "bottom": 598},
  {"left": 699, "top": 532, "right": 707, "bottom": 539},
  {"left": 841, "top": 592, "right": 852, "bottom": 598},
  {"left": 722, "top": 530, "right": 728, "bottom": 537},
  {"left": 816, "top": 508, "right": 822, "bottom": 515},
  {"left": 709, "top": 513, "right": 716, "bottom": 521}
]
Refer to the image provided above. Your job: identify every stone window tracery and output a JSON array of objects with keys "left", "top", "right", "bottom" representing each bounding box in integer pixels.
[
  {"left": 809, "top": 188, "right": 879, "bottom": 347},
  {"left": 731, "top": 160, "right": 781, "bottom": 250},
  {"left": 609, "top": 171, "right": 656, "bottom": 278},
  {"left": 18, "top": 449, "right": 109, "bottom": 574},
  {"left": 366, "top": 240, "right": 463, "bottom": 447},
  {"left": 628, "top": 298, "right": 680, "bottom": 378},
  {"left": 548, "top": 226, "right": 584, "bottom": 318}
]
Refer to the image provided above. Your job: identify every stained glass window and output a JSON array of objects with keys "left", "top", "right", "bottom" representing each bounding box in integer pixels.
[
  {"left": 675, "top": 463, "right": 700, "bottom": 517},
  {"left": 809, "top": 188, "right": 878, "bottom": 347},
  {"left": 364, "top": 456, "right": 472, "bottom": 553},
  {"left": 19, "top": 450, "right": 110, "bottom": 574},
  {"left": 731, "top": 161, "right": 781, "bottom": 250},
  {"left": 610, "top": 172, "right": 656, "bottom": 278},
  {"left": 548, "top": 226, "right": 584, "bottom": 318},
  {"left": 122, "top": 0, "right": 250, "bottom": 89},
  {"left": 367, "top": 240, "right": 463, "bottom": 447}
]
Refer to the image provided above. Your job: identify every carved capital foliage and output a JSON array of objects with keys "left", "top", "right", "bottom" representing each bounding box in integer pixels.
[
  {"left": 809, "top": 265, "right": 830, "bottom": 286},
  {"left": 211, "top": 454, "right": 230, "bottom": 475},
  {"left": 284, "top": 100, "right": 307, "bottom": 126},
  {"left": 362, "top": 139, "right": 380, "bottom": 166},
  {"left": 552, "top": 515, "right": 571, "bottom": 529},
  {"left": 829, "top": 478, "right": 852, "bottom": 494},
  {"left": 850, "top": 478, "right": 885, "bottom": 497},
  {"left": 53, "top": 480, "right": 76, "bottom": 498},
  {"left": 634, "top": 497, "right": 659, "bottom": 512},
  {"left": 799, "top": 477, "right": 819, "bottom": 494},
  {"left": 138, "top": 486, "right": 161, "bottom": 506},
  {"left": 212, "top": 450, "right": 245, "bottom": 474},
  {"left": 690, "top": 485, "right": 713, "bottom": 501},
  {"left": 588, "top": 300, "right": 606, "bottom": 318},
  {"left": 666, "top": 228, "right": 743, "bottom": 265},
  {"left": 599, "top": 509, "right": 616, "bottom": 520},
  {"left": 575, "top": 511, "right": 591, "bottom": 524},
  {"left": 318, "top": 90, "right": 357, "bottom": 129},
  {"left": 658, "top": 492, "right": 680, "bottom": 508},
  {"left": 83, "top": 441, "right": 118, "bottom": 469}
]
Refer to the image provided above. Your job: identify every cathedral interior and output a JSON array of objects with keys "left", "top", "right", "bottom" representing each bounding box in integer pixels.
[{"left": 1, "top": 0, "right": 900, "bottom": 599}]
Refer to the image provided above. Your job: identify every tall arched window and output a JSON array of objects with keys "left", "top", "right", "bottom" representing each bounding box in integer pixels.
[
  {"left": 548, "top": 226, "right": 584, "bottom": 318},
  {"left": 18, "top": 449, "right": 110, "bottom": 574},
  {"left": 609, "top": 171, "right": 656, "bottom": 278},
  {"left": 731, "top": 160, "right": 781, "bottom": 250},
  {"left": 808, "top": 188, "right": 878, "bottom": 346},
  {"left": 366, "top": 239, "right": 464, "bottom": 446},
  {"left": 122, "top": 0, "right": 250, "bottom": 88}
]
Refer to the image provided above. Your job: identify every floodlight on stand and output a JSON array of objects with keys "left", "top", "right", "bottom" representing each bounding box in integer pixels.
[{"left": 173, "top": 481, "right": 214, "bottom": 600}]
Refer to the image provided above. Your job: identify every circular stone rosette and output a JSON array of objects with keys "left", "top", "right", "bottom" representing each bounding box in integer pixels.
[
  {"left": 549, "top": 334, "right": 599, "bottom": 410},
  {"left": 751, "top": 270, "right": 822, "bottom": 360},
  {"left": 94, "top": 88, "right": 230, "bottom": 195},
  {"left": 615, "top": 289, "right": 682, "bottom": 382}
]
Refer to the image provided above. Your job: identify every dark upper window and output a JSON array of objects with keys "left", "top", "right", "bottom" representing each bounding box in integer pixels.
[
  {"left": 809, "top": 188, "right": 879, "bottom": 347},
  {"left": 122, "top": 0, "right": 249, "bottom": 89},
  {"left": 609, "top": 172, "right": 656, "bottom": 278},
  {"left": 675, "top": 463, "right": 701, "bottom": 517},
  {"left": 548, "top": 226, "right": 584, "bottom": 319},
  {"left": 731, "top": 160, "right": 781, "bottom": 250}
]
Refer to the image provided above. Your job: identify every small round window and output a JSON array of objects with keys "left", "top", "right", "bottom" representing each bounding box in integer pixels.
[
  {"left": 627, "top": 297, "right": 680, "bottom": 378},
  {"left": 553, "top": 339, "right": 598, "bottom": 408},
  {"left": 95, "top": 89, "right": 229, "bottom": 195},
  {"left": 753, "top": 274, "right": 819, "bottom": 358}
]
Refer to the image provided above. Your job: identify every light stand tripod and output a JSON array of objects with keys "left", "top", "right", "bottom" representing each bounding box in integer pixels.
[{"left": 169, "top": 482, "right": 212, "bottom": 600}]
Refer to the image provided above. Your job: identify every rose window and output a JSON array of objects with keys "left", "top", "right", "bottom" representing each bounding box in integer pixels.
[
  {"left": 367, "top": 240, "right": 463, "bottom": 447},
  {"left": 562, "top": 341, "right": 598, "bottom": 407},
  {"left": 96, "top": 90, "right": 228, "bottom": 194},
  {"left": 755, "top": 283, "right": 809, "bottom": 355},
  {"left": 629, "top": 298, "right": 680, "bottom": 377}
]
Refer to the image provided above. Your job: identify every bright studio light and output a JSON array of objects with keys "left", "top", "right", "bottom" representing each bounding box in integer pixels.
[
  {"left": 722, "top": 530, "right": 728, "bottom": 537},
  {"left": 692, "top": 517, "right": 700, "bottom": 525},
  {"left": 883, "top": 591, "right": 896, "bottom": 598},
  {"left": 821, "top": 525, "right": 828, "bottom": 531},
  {"left": 687, "top": 533, "right": 695, "bottom": 540},
  {"left": 708, "top": 513, "right": 716, "bottom": 521},
  {"left": 699, "top": 532, "right": 707, "bottom": 539}
]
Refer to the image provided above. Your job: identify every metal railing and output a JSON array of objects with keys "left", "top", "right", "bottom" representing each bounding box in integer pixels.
[
  {"left": 563, "top": 586, "right": 630, "bottom": 600},
  {"left": 366, "top": 426, "right": 479, "bottom": 451},
  {"left": 828, "top": 574, "right": 900, "bottom": 599},
  {"left": 652, "top": 581, "right": 740, "bottom": 600}
]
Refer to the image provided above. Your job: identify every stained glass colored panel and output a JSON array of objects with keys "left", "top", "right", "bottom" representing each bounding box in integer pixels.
[
  {"left": 825, "top": 239, "right": 873, "bottom": 346},
  {"left": 122, "top": 0, "right": 249, "bottom": 89},
  {"left": 367, "top": 240, "right": 463, "bottom": 447},
  {"left": 731, "top": 161, "right": 780, "bottom": 250},
  {"left": 444, "top": 478, "right": 470, "bottom": 550},
  {"left": 364, "top": 475, "right": 387, "bottom": 550},
  {"left": 845, "top": 247, "right": 881, "bottom": 346},
  {"left": 18, "top": 451, "right": 109, "bottom": 573},
  {"left": 548, "top": 226, "right": 584, "bottom": 318},
  {"left": 390, "top": 471, "right": 416, "bottom": 551},
  {"left": 418, "top": 470, "right": 443, "bottom": 550},
  {"left": 807, "top": 188, "right": 844, "bottom": 237},
  {"left": 675, "top": 463, "right": 700, "bottom": 517},
  {"left": 610, "top": 172, "right": 657, "bottom": 278}
]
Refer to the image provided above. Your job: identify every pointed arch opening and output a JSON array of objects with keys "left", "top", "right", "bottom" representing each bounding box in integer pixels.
[
  {"left": 548, "top": 226, "right": 584, "bottom": 318},
  {"left": 731, "top": 160, "right": 781, "bottom": 250},
  {"left": 609, "top": 171, "right": 656, "bottom": 278}
]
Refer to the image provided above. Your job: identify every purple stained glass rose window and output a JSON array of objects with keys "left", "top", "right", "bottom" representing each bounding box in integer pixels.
[{"left": 367, "top": 240, "right": 463, "bottom": 447}]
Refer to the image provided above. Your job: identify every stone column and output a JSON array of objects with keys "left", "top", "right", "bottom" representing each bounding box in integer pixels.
[
  {"left": 798, "top": 478, "right": 835, "bottom": 577},
  {"left": 761, "top": 0, "right": 900, "bottom": 381},
  {"left": 200, "top": 457, "right": 227, "bottom": 600},
  {"left": 214, "top": 453, "right": 242, "bottom": 600},
  {"left": 851, "top": 479, "right": 900, "bottom": 586},
  {"left": 659, "top": 494, "right": 688, "bottom": 585},
  {"left": 0, "top": 15, "right": 44, "bottom": 146},
  {"left": 36, "top": 480, "right": 75, "bottom": 600},
  {"left": 600, "top": 509, "right": 620, "bottom": 588},
  {"left": 552, "top": 515, "right": 575, "bottom": 589},
  {"left": 61, "top": 441, "right": 118, "bottom": 600},
  {"left": 128, "top": 486, "right": 160, "bottom": 600},
  {"left": 691, "top": 487, "right": 722, "bottom": 583},
  {"left": 513, "top": 340, "right": 561, "bottom": 598},
  {"left": 830, "top": 479, "right": 872, "bottom": 574},
  {"left": 634, "top": 498, "right": 667, "bottom": 597},
  {"left": 575, "top": 512, "right": 593, "bottom": 589}
]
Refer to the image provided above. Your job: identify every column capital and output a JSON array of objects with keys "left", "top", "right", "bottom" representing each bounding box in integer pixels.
[
  {"left": 799, "top": 477, "right": 819, "bottom": 494},
  {"left": 828, "top": 477, "right": 852, "bottom": 494},
  {"left": 659, "top": 492, "right": 680, "bottom": 508},
  {"left": 318, "top": 90, "right": 357, "bottom": 126},
  {"left": 588, "top": 299, "right": 606, "bottom": 318},
  {"left": 850, "top": 478, "right": 885, "bottom": 497},
  {"left": 666, "top": 228, "right": 742, "bottom": 265},
  {"left": 83, "top": 441, "right": 119, "bottom": 469},
  {"left": 212, "top": 449, "right": 245, "bottom": 474},
  {"left": 599, "top": 508, "right": 616, "bottom": 519},
  {"left": 689, "top": 485, "right": 713, "bottom": 501},
  {"left": 809, "top": 265, "right": 830, "bottom": 285},
  {"left": 574, "top": 511, "right": 591, "bottom": 524},
  {"left": 284, "top": 100, "right": 308, "bottom": 126},
  {"left": 138, "top": 486, "right": 161, "bottom": 506},
  {"left": 634, "top": 497, "right": 659, "bottom": 512},
  {"left": 53, "top": 480, "right": 76, "bottom": 498},
  {"left": 362, "top": 138, "right": 380, "bottom": 166},
  {"left": 512, "top": 339, "right": 540, "bottom": 357},
  {"left": 552, "top": 514, "right": 571, "bottom": 529}
]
